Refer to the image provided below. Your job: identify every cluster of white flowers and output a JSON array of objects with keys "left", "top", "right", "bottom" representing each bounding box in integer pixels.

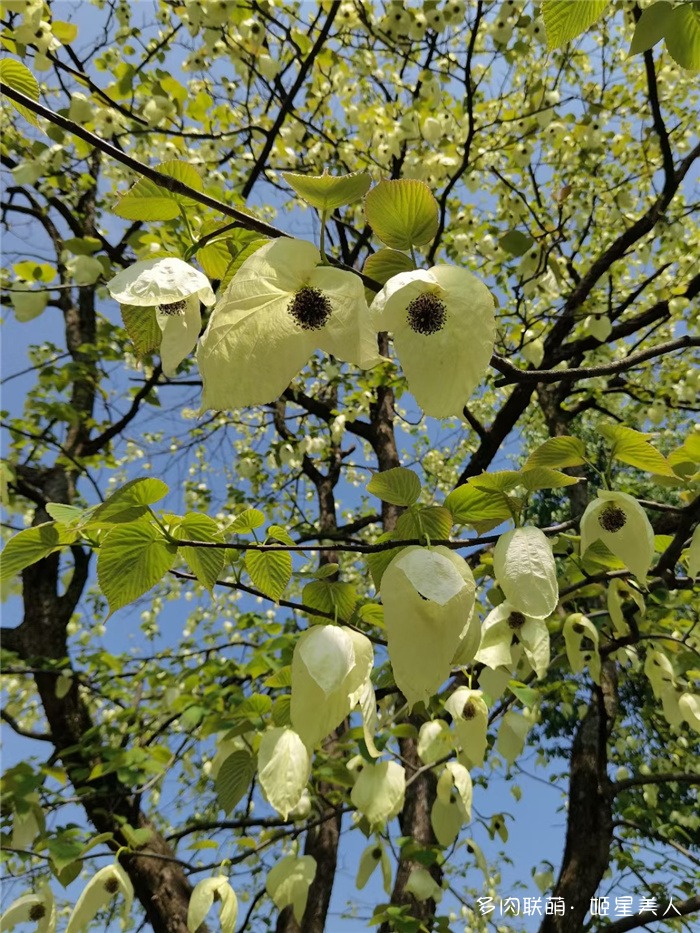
[{"left": 106, "top": 237, "right": 496, "bottom": 418}]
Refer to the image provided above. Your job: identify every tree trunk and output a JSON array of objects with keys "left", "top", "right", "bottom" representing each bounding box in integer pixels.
[{"left": 539, "top": 661, "right": 618, "bottom": 933}]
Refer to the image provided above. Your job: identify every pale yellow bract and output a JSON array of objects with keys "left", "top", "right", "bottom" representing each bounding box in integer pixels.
[
  {"left": 196, "top": 238, "right": 380, "bottom": 409},
  {"left": 107, "top": 257, "right": 215, "bottom": 377},
  {"left": 370, "top": 264, "right": 496, "bottom": 418}
]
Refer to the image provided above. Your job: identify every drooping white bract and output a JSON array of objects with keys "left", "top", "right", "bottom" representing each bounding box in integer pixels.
[
  {"left": 493, "top": 526, "right": 558, "bottom": 619},
  {"left": 475, "top": 600, "right": 551, "bottom": 679},
  {"left": 187, "top": 876, "right": 238, "bottom": 933},
  {"left": 444, "top": 687, "right": 488, "bottom": 769},
  {"left": 196, "top": 238, "right": 380, "bottom": 409},
  {"left": 107, "top": 257, "right": 215, "bottom": 377},
  {"left": 370, "top": 265, "right": 495, "bottom": 417},
  {"left": 66, "top": 862, "right": 133, "bottom": 933},
  {"left": 266, "top": 855, "right": 317, "bottom": 924},
  {"left": 0, "top": 884, "right": 56, "bottom": 933},
  {"left": 431, "top": 760, "right": 473, "bottom": 848},
  {"left": 258, "top": 727, "right": 311, "bottom": 819},
  {"left": 350, "top": 760, "right": 406, "bottom": 828},
  {"left": 291, "top": 625, "right": 373, "bottom": 748},
  {"left": 380, "top": 545, "right": 477, "bottom": 708},
  {"left": 580, "top": 490, "right": 655, "bottom": 582}
]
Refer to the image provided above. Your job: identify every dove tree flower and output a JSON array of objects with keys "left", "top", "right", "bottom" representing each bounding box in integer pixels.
[
  {"left": 196, "top": 238, "right": 380, "bottom": 409},
  {"left": 475, "top": 600, "right": 551, "bottom": 679},
  {"left": 106, "top": 257, "right": 215, "bottom": 377},
  {"left": 370, "top": 265, "right": 496, "bottom": 418},
  {"left": 580, "top": 490, "right": 655, "bottom": 581}
]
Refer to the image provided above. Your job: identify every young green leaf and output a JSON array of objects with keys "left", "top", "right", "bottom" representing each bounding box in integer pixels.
[
  {"left": 0, "top": 522, "right": 76, "bottom": 582},
  {"left": 629, "top": 1, "right": 671, "bottom": 55},
  {"left": 0, "top": 59, "right": 41, "bottom": 128},
  {"left": 114, "top": 160, "right": 204, "bottom": 221},
  {"left": 244, "top": 548, "right": 292, "bottom": 600},
  {"left": 524, "top": 436, "right": 587, "bottom": 470},
  {"left": 367, "top": 466, "right": 421, "bottom": 507},
  {"left": 281, "top": 170, "right": 371, "bottom": 211},
  {"left": 120, "top": 304, "right": 161, "bottom": 358},
  {"left": 364, "top": 179, "right": 439, "bottom": 250},
  {"left": 363, "top": 247, "right": 415, "bottom": 286},
  {"left": 171, "top": 512, "right": 225, "bottom": 592},
  {"left": 599, "top": 423, "right": 676, "bottom": 476},
  {"left": 444, "top": 483, "right": 515, "bottom": 533},
  {"left": 542, "top": 1, "right": 609, "bottom": 49},
  {"left": 97, "top": 519, "right": 178, "bottom": 616},
  {"left": 215, "top": 750, "right": 256, "bottom": 814},
  {"left": 90, "top": 477, "right": 169, "bottom": 524},
  {"left": 665, "top": 3, "right": 700, "bottom": 71}
]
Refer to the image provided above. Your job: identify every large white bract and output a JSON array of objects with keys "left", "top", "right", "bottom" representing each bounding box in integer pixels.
[
  {"left": 475, "top": 600, "right": 551, "bottom": 679},
  {"left": 370, "top": 265, "right": 495, "bottom": 417},
  {"left": 107, "top": 257, "right": 215, "bottom": 377},
  {"left": 493, "top": 526, "right": 559, "bottom": 619},
  {"left": 380, "top": 545, "right": 478, "bottom": 708},
  {"left": 580, "top": 490, "right": 655, "bottom": 582},
  {"left": 196, "top": 238, "right": 380, "bottom": 409}
]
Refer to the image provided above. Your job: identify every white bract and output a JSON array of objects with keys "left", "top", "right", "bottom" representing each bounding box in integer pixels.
[
  {"left": 187, "top": 877, "right": 237, "bottom": 933},
  {"left": 493, "top": 526, "right": 559, "bottom": 619},
  {"left": 444, "top": 687, "right": 489, "bottom": 769},
  {"left": 380, "top": 546, "right": 478, "bottom": 708},
  {"left": 370, "top": 265, "right": 495, "bottom": 418},
  {"left": 350, "top": 760, "right": 406, "bottom": 828},
  {"left": 266, "top": 855, "right": 317, "bottom": 924},
  {"left": 197, "top": 238, "right": 380, "bottom": 409},
  {"left": 475, "top": 601, "right": 551, "bottom": 679},
  {"left": 258, "top": 727, "right": 311, "bottom": 819},
  {"left": 0, "top": 884, "right": 55, "bottom": 933},
  {"left": 107, "top": 257, "right": 215, "bottom": 377},
  {"left": 66, "top": 862, "right": 133, "bottom": 933},
  {"left": 291, "top": 626, "right": 373, "bottom": 748},
  {"left": 580, "top": 490, "right": 655, "bottom": 582}
]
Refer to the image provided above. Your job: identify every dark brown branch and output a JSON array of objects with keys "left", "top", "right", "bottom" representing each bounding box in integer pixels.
[
  {"left": 598, "top": 894, "right": 700, "bottom": 933},
  {"left": 1, "top": 708, "right": 53, "bottom": 742}
]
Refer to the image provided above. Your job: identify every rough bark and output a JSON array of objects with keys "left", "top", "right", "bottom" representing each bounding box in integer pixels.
[{"left": 538, "top": 661, "right": 618, "bottom": 933}]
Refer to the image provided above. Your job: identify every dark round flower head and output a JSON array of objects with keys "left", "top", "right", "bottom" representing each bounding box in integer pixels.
[
  {"left": 29, "top": 905, "right": 46, "bottom": 921},
  {"left": 598, "top": 503, "right": 627, "bottom": 533},
  {"left": 508, "top": 610, "right": 526, "bottom": 630},
  {"left": 288, "top": 286, "right": 333, "bottom": 331},
  {"left": 462, "top": 699, "right": 477, "bottom": 719},
  {"left": 406, "top": 292, "right": 447, "bottom": 335},
  {"left": 104, "top": 877, "right": 120, "bottom": 894},
  {"left": 157, "top": 299, "right": 188, "bottom": 316}
]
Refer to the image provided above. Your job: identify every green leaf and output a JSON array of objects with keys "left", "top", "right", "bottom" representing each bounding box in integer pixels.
[
  {"left": 91, "top": 477, "right": 169, "bottom": 524},
  {"left": 363, "top": 248, "right": 414, "bottom": 286},
  {"left": 114, "top": 161, "right": 203, "bottom": 221},
  {"left": 444, "top": 484, "right": 514, "bottom": 533},
  {"left": 0, "top": 522, "right": 76, "bottom": 582},
  {"left": 599, "top": 424, "right": 676, "bottom": 477},
  {"left": 542, "top": 1, "right": 609, "bottom": 49},
  {"left": 281, "top": 170, "right": 371, "bottom": 211},
  {"left": 366, "top": 534, "right": 403, "bottom": 590},
  {"left": 508, "top": 680, "right": 539, "bottom": 708},
  {"left": 97, "top": 519, "right": 178, "bottom": 616},
  {"left": 499, "top": 230, "right": 534, "bottom": 257},
  {"left": 524, "top": 436, "right": 587, "bottom": 470},
  {"left": 245, "top": 548, "right": 292, "bottom": 600},
  {"left": 302, "top": 580, "right": 358, "bottom": 621},
  {"left": 629, "top": 1, "right": 672, "bottom": 54},
  {"left": 520, "top": 467, "right": 581, "bottom": 491},
  {"left": 215, "top": 750, "right": 256, "bottom": 814},
  {"left": 45, "top": 503, "right": 85, "bottom": 524},
  {"left": 367, "top": 467, "right": 421, "bottom": 507},
  {"left": 52, "top": 21, "right": 79, "bottom": 43},
  {"left": 229, "top": 508, "right": 265, "bottom": 534},
  {"left": 469, "top": 471, "right": 522, "bottom": 493},
  {"left": 665, "top": 2, "right": 700, "bottom": 71},
  {"left": 0, "top": 59, "right": 40, "bottom": 128},
  {"left": 271, "top": 694, "right": 292, "bottom": 726},
  {"left": 364, "top": 179, "right": 439, "bottom": 250},
  {"left": 172, "top": 512, "right": 225, "bottom": 592},
  {"left": 230, "top": 693, "right": 272, "bottom": 722},
  {"left": 120, "top": 304, "right": 161, "bottom": 358},
  {"left": 395, "top": 505, "right": 453, "bottom": 541}
]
